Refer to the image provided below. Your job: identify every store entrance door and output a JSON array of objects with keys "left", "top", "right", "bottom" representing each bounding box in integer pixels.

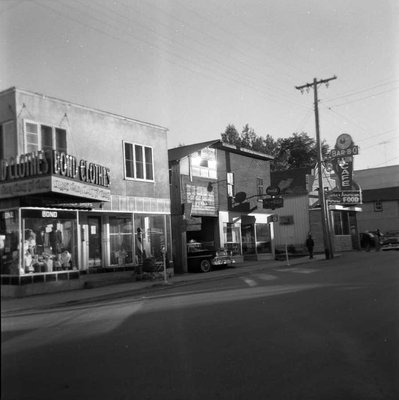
[{"left": 88, "top": 216, "right": 102, "bottom": 267}]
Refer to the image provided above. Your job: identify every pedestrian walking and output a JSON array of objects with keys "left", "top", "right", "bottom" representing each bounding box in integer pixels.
[
  {"left": 306, "top": 234, "right": 314, "bottom": 259},
  {"left": 375, "top": 229, "right": 382, "bottom": 251}
]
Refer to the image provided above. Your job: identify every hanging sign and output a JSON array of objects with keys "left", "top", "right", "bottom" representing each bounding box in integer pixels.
[{"left": 329, "top": 133, "right": 358, "bottom": 190}]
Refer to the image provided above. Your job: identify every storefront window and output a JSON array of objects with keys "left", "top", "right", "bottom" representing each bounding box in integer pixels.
[
  {"left": 333, "top": 211, "right": 350, "bottom": 235},
  {"left": 134, "top": 215, "right": 170, "bottom": 265},
  {"left": 109, "top": 216, "right": 133, "bottom": 266},
  {"left": 223, "top": 222, "right": 241, "bottom": 255},
  {"left": 0, "top": 210, "right": 20, "bottom": 275},
  {"left": 255, "top": 223, "right": 271, "bottom": 253},
  {"left": 21, "top": 209, "right": 77, "bottom": 275}
]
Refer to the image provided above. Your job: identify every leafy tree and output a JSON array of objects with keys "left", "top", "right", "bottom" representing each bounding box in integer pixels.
[
  {"left": 221, "top": 124, "right": 241, "bottom": 146},
  {"left": 220, "top": 124, "right": 329, "bottom": 171}
]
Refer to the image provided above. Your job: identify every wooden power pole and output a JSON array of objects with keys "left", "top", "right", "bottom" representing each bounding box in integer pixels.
[{"left": 295, "top": 76, "right": 337, "bottom": 259}]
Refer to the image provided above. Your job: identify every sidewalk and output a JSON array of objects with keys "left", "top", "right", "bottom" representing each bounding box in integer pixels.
[{"left": 1, "top": 253, "right": 327, "bottom": 315}]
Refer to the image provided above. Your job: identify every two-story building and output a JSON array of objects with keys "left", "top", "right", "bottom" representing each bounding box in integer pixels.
[
  {"left": 169, "top": 140, "right": 275, "bottom": 273},
  {"left": 0, "top": 87, "right": 172, "bottom": 296}
]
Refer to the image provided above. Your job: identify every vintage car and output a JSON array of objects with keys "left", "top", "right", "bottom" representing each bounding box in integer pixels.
[
  {"left": 381, "top": 231, "right": 399, "bottom": 251},
  {"left": 187, "top": 241, "right": 235, "bottom": 273},
  {"left": 360, "top": 231, "right": 383, "bottom": 249}
]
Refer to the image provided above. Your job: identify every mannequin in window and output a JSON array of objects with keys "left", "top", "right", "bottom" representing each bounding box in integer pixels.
[
  {"left": 136, "top": 228, "right": 145, "bottom": 264},
  {"left": 49, "top": 224, "right": 62, "bottom": 255}
]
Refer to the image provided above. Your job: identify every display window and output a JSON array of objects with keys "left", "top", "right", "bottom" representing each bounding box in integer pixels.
[
  {"left": 0, "top": 210, "right": 20, "bottom": 275},
  {"left": 109, "top": 216, "right": 133, "bottom": 266},
  {"left": 255, "top": 223, "right": 272, "bottom": 253},
  {"left": 21, "top": 209, "right": 77, "bottom": 275},
  {"left": 223, "top": 222, "right": 242, "bottom": 255},
  {"left": 134, "top": 214, "right": 171, "bottom": 266}
]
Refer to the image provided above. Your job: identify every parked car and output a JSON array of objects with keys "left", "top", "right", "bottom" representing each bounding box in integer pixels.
[
  {"left": 360, "top": 231, "right": 383, "bottom": 249},
  {"left": 381, "top": 231, "right": 399, "bottom": 251},
  {"left": 187, "top": 241, "right": 235, "bottom": 273}
]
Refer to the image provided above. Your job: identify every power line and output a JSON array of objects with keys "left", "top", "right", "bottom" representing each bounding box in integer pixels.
[
  {"left": 324, "top": 79, "right": 399, "bottom": 103},
  {"left": 33, "top": 0, "right": 309, "bottom": 110}
]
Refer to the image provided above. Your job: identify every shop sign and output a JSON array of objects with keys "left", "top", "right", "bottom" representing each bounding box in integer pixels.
[
  {"left": 267, "top": 214, "right": 279, "bottom": 223},
  {"left": 266, "top": 186, "right": 280, "bottom": 196},
  {"left": 330, "top": 133, "right": 358, "bottom": 190},
  {"left": 330, "top": 146, "right": 359, "bottom": 158},
  {"left": 263, "top": 197, "right": 284, "bottom": 210},
  {"left": 21, "top": 209, "right": 77, "bottom": 219},
  {"left": 0, "top": 151, "right": 49, "bottom": 181},
  {"left": 333, "top": 157, "right": 354, "bottom": 189},
  {"left": 185, "top": 184, "right": 217, "bottom": 216},
  {"left": 0, "top": 150, "right": 110, "bottom": 187},
  {"left": 326, "top": 190, "right": 362, "bottom": 205},
  {"left": 51, "top": 175, "right": 111, "bottom": 202},
  {"left": 0, "top": 150, "right": 111, "bottom": 201},
  {"left": 341, "top": 190, "right": 362, "bottom": 204},
  {"left": 0, "top": 176, "right": 52, "bottom": 199}
]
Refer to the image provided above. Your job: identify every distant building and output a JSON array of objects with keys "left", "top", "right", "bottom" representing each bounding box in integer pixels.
[
  {"left": 271, "top": 165, "right": 362, "bottom": 256},
  {"left": 354, "top": 165, "right": 399, "bottom": 233},
  {"left": 169, "top": 140, "right": 275, "bottom": 273},
  {"left": 0, "top": 87, "right": 171, "bottom": 296}
]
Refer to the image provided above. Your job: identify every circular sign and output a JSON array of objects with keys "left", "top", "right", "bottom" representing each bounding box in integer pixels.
[
  {"left": 336, "top": 133, "right": 353, "bottom": 150},
  {"left": 234, "top": 192, "right": 247, "bottom": 203},
  {"left": 266, "top": 186, "right": 280, "bottom": 196}
]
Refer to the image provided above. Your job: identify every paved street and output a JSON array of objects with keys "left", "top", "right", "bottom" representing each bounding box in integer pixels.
[{"left": 2, "top": 251, "right": 398, "bottom": 400}]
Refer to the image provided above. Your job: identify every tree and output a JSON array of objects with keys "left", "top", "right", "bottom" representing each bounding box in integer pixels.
[
  {"left": 221, "top": 124, "right": 241, "bottom": 147},
  {"left": 220, "top": 125, "right": 329, "bottom": 171}
]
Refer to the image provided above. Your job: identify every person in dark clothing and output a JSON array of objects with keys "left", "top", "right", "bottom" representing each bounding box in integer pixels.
[
  {"left": 306, "top": 234, "right": 314, "bottom": 259},
  {"left": 375, "top": 229, "right": 382, "bottom": 251}
]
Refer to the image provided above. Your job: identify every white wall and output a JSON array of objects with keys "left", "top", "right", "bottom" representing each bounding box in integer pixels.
[{"left": 273, "top": 195, "right": 310, "bottom": 248}]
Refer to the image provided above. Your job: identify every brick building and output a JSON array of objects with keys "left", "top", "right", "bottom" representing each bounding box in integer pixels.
[{"left": 169, "top": 140, "right": 275, "bottom": 273}]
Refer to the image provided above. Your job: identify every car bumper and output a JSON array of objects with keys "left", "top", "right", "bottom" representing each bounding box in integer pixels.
[{"left": 381, "top": 244, "right": 399, "bottom": 251}]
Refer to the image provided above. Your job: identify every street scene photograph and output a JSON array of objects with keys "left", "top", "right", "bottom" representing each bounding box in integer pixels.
[{"left": 1, "top": 0, "right": 398, "bottom": 399}]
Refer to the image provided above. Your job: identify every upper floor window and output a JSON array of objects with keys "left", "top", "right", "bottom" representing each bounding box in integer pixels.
[
  {"left": 257, "top": 177, "right": 264, "bottom": 196},
  {"left": 227, "top": 172, "right": 235, "bottom": 197},
  {"left": 24, "top": 120, "right": 67, "bottom": 153},
  {"left": 124, "top": 142, "right": 154, "bottom": 181},
  {"left": 0, "top": 121, "right": 17, "bottom": 159},
  {"left": 190, "top": 147, "right": 217, "bottom": 179},
  {"left": 374, "top": 200, "right": 383, "bottom": 212}
]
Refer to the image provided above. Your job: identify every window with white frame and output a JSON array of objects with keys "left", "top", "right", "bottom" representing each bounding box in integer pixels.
[
  {"left": 257, "top": 177, "right": 264, "bottom": 196},
  {"left": 24, "top": 120, "right": 67, "bottom": 153},
  {"left": 124, "top": 142, "right": 154, "bottom": 181},
  {"left": 227, "top": 172, "right": 235, "bottom": 197}
]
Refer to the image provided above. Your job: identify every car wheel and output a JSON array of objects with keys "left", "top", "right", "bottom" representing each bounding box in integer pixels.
[{"left": 200, "top": 259, "right": 211, "bottom": 273}]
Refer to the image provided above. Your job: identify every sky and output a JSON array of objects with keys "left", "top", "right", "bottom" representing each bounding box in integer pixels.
[{"left": 1, "top": 0, "right": 398, "bottom": 171}]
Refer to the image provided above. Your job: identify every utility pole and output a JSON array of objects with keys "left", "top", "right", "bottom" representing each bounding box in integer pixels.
[{"left": 295, "top": 76, "right": 337, "bottom": 259}]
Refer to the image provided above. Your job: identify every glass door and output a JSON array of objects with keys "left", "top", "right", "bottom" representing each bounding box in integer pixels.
[
  {"left": 241, "top": 223, "right": 255, "bottom": 255},
  {"left": 88, "top": 216, "right": 102, "bottom": 267}
]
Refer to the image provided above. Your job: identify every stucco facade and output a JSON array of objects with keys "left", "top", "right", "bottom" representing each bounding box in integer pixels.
[{"left": 0, "top": 88, "right": 171, "bottom": 296}]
